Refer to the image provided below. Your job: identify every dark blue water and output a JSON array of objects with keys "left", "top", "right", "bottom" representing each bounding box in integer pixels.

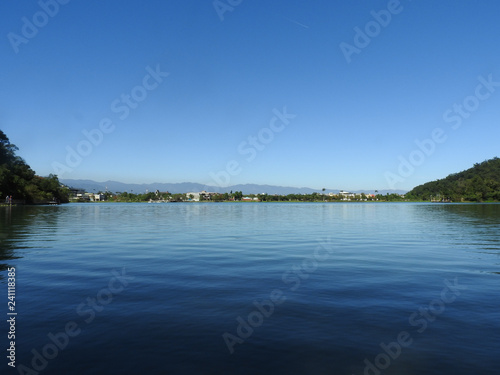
[{"left": 1, "top": 203, "right": 499, "bottom": 374}]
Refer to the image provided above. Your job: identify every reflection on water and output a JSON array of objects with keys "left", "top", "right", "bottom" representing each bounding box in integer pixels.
[
  {"left": 0, "top": 203, "right": 498, "bottom": 375},
  {"left": 0, "top": 205, "right": 64, "bottom": 275},
  {"left": 416, "top": 204, "right": 500, "bottom": 268}
]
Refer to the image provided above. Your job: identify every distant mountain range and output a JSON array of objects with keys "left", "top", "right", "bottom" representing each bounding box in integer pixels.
[{"left": 60, "top": 179, "right": 406, "bottom": 195}]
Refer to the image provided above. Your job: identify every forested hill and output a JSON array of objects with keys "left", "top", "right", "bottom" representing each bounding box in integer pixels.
[
  {"left": 0, "top": 130, "right": 69, "bottom": 204},
  {"left": 406, "top": 157, "right": 500, "bottom": 202}
]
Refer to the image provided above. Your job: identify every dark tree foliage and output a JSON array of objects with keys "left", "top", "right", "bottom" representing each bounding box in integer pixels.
[
  {"left": 0, "top": 130, "right": 69, "bottom": 204},
  {"left": 406, "top": 157, "right": 500, "bottom": 202}
]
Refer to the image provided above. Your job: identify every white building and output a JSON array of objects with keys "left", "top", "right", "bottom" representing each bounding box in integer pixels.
[
  {"left": 339, "top": 191, "right": 355, "bottom": 200},
  {"left": 186, "top": 192, "right": 200, "bottom": 201}
]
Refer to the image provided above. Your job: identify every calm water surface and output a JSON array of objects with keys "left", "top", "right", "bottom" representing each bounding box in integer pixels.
[{"left": 0, "top": 203, "right": 499, "bottom": 374}]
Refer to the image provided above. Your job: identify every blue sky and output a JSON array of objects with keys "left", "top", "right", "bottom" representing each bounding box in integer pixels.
[{"left": 1, "top": 0, "right": 500, "bottom": 191}]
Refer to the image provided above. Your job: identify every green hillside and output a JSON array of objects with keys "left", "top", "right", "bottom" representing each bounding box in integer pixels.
[
  {"left": 0, "top": 130, "right": 69, "bottom": 204},
  {"left": 406, "top": 157, "right": 500, "bottom": 202}
]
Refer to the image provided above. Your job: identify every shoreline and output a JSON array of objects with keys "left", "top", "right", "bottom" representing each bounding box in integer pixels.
[
  {"left": 57, "top": 200, "right": 498, "bottom": 205},
  {"left": 3, "top": 200, "right": 498, "bottom": 207}
]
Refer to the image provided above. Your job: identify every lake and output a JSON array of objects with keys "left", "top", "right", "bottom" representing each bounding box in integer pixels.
[{"left": 1, "top": 202, "right": 499, "bottom": 374}]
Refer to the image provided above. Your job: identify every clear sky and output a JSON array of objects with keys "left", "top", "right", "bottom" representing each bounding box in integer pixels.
[{"left": 1, "top": 0, "right": 499, "bottom": 191}]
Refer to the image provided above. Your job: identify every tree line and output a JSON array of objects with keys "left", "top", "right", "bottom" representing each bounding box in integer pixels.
[
  {"left": 0, "top": 130, "right": 69, "bottom": 204},
  {"left": 406, "top": 157, "right": 500, "bottom": 202},
  {"left": 101, "top": 191, "right": 406, "bottom": 202}
]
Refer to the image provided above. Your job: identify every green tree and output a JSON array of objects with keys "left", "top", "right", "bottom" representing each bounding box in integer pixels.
[
  {"left": 406, "top": 157, "right": 500, "bottom": 202},
  {"left": 0, "top": 130, "right": 69, "bottom": 203}
]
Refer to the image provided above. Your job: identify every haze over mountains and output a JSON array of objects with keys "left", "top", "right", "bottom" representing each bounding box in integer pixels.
[{"left": 60, "top": 179, "right": 406, "bottom": 195}]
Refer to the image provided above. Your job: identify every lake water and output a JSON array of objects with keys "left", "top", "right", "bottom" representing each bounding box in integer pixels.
[{"left": 1, "top": 202, "right": 499, "bottom": 375}]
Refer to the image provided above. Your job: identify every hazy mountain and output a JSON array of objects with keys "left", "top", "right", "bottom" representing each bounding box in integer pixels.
[{"left": 60, "top": 179, "right": 406, "bottom": 195}]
